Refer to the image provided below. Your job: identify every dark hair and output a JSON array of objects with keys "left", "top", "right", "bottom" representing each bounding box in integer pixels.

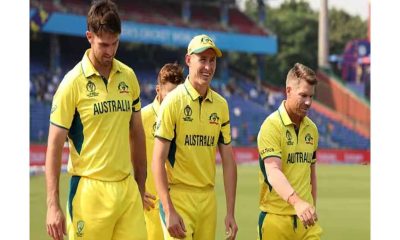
[
  {"left": 157, "top": 63, "right": 185, "bottom": 85},
  {"left": 87, "top": 0, "right": 121, "bottom": 35},
  {"left": 286, "top": 63, "right": 317, "bottom": 86}
]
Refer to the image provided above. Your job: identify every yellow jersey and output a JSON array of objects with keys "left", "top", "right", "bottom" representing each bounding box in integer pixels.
[
  {"left": 155, "top": 78, "right": 231, "bottom": 188},
  {"left": 257, "top": 101, "right": 318, "bottom": 215},
  {"left": 141, "top": 97, "right": 160, "bottom": 196},
  {"left": 50, "top": 49, "right": 141, "bottom": 181}
]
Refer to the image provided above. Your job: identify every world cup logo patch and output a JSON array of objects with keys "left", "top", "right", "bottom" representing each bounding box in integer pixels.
[
  {"left": 183, "top": 105, "right": 193, "bottom": 122},
  {"left": 86, "top": 81, "right": 99, "bottom": 97},
  {"left": 76, "top": 220, "right": 85, "bottom": 237}
]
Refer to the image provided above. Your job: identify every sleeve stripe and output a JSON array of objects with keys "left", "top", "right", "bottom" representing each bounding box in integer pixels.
[
  {"left": 155, "top": 135, "right": 173, "bottom": 142},
  {"left": 218, "top": 140, "right": 231, "bottom": 145},
  {"left": 221, "top": 120, "right": 230, "bottom": 127},
  {"left": 132, "top": 97, "right": 140, "bottom": 106},
  {"left": 261, "top": 155, "right": 281, "bottom": 162},
  {"left": 50, "top": 121, "right": 69, "bottom": 130}
]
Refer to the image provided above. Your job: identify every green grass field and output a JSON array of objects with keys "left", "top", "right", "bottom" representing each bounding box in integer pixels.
[{"left": 30, "top": 164, "right": 370, "bottom": 240}]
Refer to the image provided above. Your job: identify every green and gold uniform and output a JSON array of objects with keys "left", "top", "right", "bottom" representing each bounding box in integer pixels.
[
  {"left": 257, "top": 101, "right": 322, "bottom": 240},
  {"left": 50, "top": 49, "right": 146, "bottom": 240},
  {"left": 142, "top": 98, "right": 164, "bottom": 240},
  {"left": 155, "top": 78, "right": 231, "bottom": 239}
]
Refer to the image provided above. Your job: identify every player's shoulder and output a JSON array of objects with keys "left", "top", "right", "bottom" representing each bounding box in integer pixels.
[
  {"left": 141, "top": 103, "right": 155, "bottom": 120},
  {"left": 114, "top": 58, "right": 133, "bottom": 72},
  {"left": 58, "top": 62, "right": 84, "bottom": 89},
  {"left": 114, "top": 58, "right": 139, "bottom": 80},
  {"left": 260, "top": 110, "right": 281, "bottom": 130},
  {"left": 304, "top": 116, "right": 318, "bottom": 132},
  {"left": 164, "top": 84, "right": 186, "bottom": 103},
  {"left": 265, "top": 109, "right": 281, "bottom": 124},
  {"left": 210, "top": 89, "right": 228, "bottom": 106},
  {"left": 141, "top": 103, "right": 153, "bottom": 116}
]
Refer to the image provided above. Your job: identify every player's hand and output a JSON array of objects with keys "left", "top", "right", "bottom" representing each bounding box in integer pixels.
[
  {"left": 46, "top": 204, "right": 66, "bottom": 240},
  {"left": 293, "top": 199, "right": 318, "bottom": 228},
  {"left": 224, "top": 214, "right": 238, "bottom": 240},
  {"left": 143, "top": 192, "right": 156, "bottom": 211},
  {"left": 166, "top": 209, "right": 186, "bottom": 239}
]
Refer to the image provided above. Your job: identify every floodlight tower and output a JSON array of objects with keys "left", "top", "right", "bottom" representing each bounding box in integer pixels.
[{"left": 318, "top": 0, "right": 329, "bottom": 68}]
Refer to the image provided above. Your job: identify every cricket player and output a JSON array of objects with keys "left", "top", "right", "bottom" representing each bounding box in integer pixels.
[
  {"left": 257, "top": 63, "right": 323, "bottom": 240},
  {"left": 142, "top": 63, "right": 184, "bottom": 239},
  {"left": 152, "top": 34, "right": 238, "bottom": 240},
  {"left": 45, "top": 1, "right": 147, "bottom": 239}
]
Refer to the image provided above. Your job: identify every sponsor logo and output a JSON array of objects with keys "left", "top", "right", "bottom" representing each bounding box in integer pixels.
[
  {"left": 209, "top": 113, "right": 220, "bottom": 125},
  {"left": 76, "top": 220, "right": 85, "bottom": 237},
  {"left": 86, "top": 80, "right": 99, "bottom": 97},
  {"left": 305, "top": 133, "right": 314, "bottom": 145},
  {"left": 260, "top": 147, "right": 274, "bottom": 155},
  {"left": 183, "top": 105, "right": 193, "bottom": 122},
  {"left": 286, "top": 130, "right": 294, "bottom": 145},
  {"left": 201, "top": 36, "right": 214, "bottom": 44},
  {"left": 118, "top": 81, "right": 129, "bottom": 93}
]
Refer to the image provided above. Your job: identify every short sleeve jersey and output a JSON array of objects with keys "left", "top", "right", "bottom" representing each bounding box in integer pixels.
[
  {"left": 155, "top": 78, "right": 231, "bottom": 188},
  {"left": 257, "top": 101, "right": 319, "bottom": 215},
  {"left": 141, "top": 98, "right": 160, "bottom": 196},
  {"left": 50, "top": 49, "right": 141, "bottom": 181}
]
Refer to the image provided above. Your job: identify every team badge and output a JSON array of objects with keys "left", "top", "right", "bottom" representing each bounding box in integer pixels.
[
  {"left": 183, "top": 105, "right": 193, "bottom": 122},
  {"left": 86, "top": 80, "right": 99, "bottom": 97},
  {"left": 286, "top": 130, "right": 294, "bottom": 145},
  {"left": 305, "top": 133, "right": 314, "bottom": 145},
  {"left": 76, "top": 220, "right": 85, "bottom": 237},
  {"left": 209, "top": 113, "right": 220, "bottom": 125},
  {"left": 118, "top": 81, "right": 129, "bottom": 93}
]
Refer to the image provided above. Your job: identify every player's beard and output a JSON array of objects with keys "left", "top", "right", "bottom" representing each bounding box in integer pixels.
[
  {"left": 92, "top": 49, "right": 113, "bottom": 69},
  {"left": 98, "top": 55, "right": 113, "bottom": 68}
]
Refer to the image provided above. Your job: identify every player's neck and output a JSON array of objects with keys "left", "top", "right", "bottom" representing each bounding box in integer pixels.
[
  {"left": 189, "top": 77, "right": 208, "bottom": 98},
  {"left": 284, "top": 102, "right": 301, "bottom": 127},
  {"left": 88, "top": 51, "right": 112, "bottom": 79}
]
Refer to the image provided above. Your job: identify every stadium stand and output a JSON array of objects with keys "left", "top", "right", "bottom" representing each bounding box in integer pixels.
[
  {"left": 31, "top": 0, "right": 269, "bottom": 35},
  {"left": 29, "top": 0, "right": 369, "bottom": 150}
]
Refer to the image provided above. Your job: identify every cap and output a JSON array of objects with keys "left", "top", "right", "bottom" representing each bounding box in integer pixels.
[{"left": 187, "top": 34, "right": 222, "bottom": 57}]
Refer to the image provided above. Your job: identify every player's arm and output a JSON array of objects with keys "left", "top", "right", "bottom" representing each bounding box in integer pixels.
[
  {"left": 264, "top": 157, "right": 317, "bottom": 227},
  {"left": 45, "top": 124, "right": 68, "bottom": 240},
  {"left": 152, "top": 137, "right": 186, "bottom": 238},
  {"left": 311, "top": 163, "right": 317, "bottom": 206},
  {"left": 130, "top": 111, "right": 147, "bottom": 199},
  {"left": 218, "top": 143, "right": 238, "bottom": 240}
]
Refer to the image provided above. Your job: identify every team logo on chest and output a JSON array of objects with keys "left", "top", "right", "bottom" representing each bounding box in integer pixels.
[
  {"left": 118, "top": 81, "right": 129, "bottom": 93},
  {"left": 305, "top": 133, "right": 314, "bottom": 145},
  {"left": 286, "top": 130, "right": 294, "bottom": 145},
  {"left": 76, "top": 220, "right": 85, "bottom": 237},
  {"left": 86, "top": 80, "right": 99, "bottom": 97},
  {"left": 209, "top": 113, "right": 220, "bottom": 125},
  {"left": 183, "top": 105, "right": 193, "bottom": 122}
]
